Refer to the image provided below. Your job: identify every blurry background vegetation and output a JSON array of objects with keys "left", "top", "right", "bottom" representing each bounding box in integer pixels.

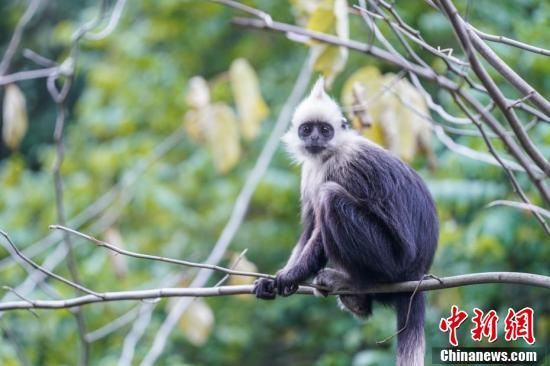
[{"left": 0, "top": 0, "right": 548, "bottom": 365}]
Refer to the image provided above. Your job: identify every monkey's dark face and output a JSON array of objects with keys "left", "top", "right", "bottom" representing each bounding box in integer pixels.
[{"left": 298, "top": 121, "right": 335, "bottom": 154}]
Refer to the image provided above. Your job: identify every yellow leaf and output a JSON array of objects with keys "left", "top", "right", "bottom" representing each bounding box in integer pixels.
[
  {"left": 398, "top": 77, "right": 434, "bottom": 163},
  {"left": 182, "top": 75, "right": 241, "bottom": 173},
  {"left": 2, "top": 84, "right": 28, "bottom": 150},
  {"left": 384, "top": 74, "right": 433, "bottom": 163},
  {"left": 312, "top": 45, "right": 348, "bottom": 87},
  {"left": 228, "top": 252, "right": 258, "bottom": 287},
  {"left": 290, "top": 0, "right": 325, "bottom": 26},
  {"left": 341, "top": 66, "right": 385, "bottom": 144},
  {"left": 182, "top": 109, "right": 203, "bottom": 142},
  {"left": 306, "top": 6, "right": 335, "bottom": 33},
  {"left": 308, "top": 0, "right": 349, "bottom": 86},
  {"left": 183, "top": 76, "right": 211, "bottom": 142},
  {"left": 229, "top": 59, "right": 269, "bottom": 140},
  {"left": 341, "top": 68, "right": 434, "bottom": 165},
  {"left": 206, "top": 103, "right": 241, "bottom": 173},
  {"left": 341, "top": 66, "right": 383, "bottom": 111},
  {"left": 178, "top": 299, "right": 214, "bottom": 346},
  {"left": 186, "top": 76, "right": 210, "bottom": 109}
]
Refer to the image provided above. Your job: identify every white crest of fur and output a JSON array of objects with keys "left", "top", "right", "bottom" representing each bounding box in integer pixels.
[
  {"left": 291, "top": 76, "right": 343, "bottom": 132},
  {"left": 282, "top": 76, "right": 359, "bottom": 165}
]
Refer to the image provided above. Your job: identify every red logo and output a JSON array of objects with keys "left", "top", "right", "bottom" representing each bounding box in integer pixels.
[
  {"left": 439, "top": 306, "right": 536, "bottom": 346},
  {"left": 439, "top": 305, "right": 469, "bottom": 346},
  {"left": 471, "top": 308, "right": 499, "bottom": 343},
  {"left": 504, "top": 307, "right": 535, "bottom": 345}
]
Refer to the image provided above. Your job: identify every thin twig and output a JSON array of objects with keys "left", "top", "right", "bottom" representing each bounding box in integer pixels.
[
  {"left": 0, "top": 231, "right": 103, "bottom": 297},
  {"left": 22, "top": 48, "right": 57, "bottom": 67},
  {"left": 376, "top": 275, "right": 426, "bottom": 344},
  {"left": 470, "top": 26, "right": 550, "bottom": 57},
  {"left": 49, "top": 225, "right": 274, "bottom": 280},
  {"left": 85, "top": 0, "right": 128, "bottom": 40},
  {"left": 486, "top": 200, "right": 550, "bottom": 219},
  {"left": 0, "top": 0, "right": 43, "bottom": 75},
  {"left": 210, "top": 0, "right": 272, "bottom": 25},
  {"left": 2, "top": 286, "right": 39, "bottom": 318}
]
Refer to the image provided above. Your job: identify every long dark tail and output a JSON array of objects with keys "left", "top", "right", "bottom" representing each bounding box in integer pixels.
[{"left": 396, "top": 293, "right": 425, "bottom": 366}]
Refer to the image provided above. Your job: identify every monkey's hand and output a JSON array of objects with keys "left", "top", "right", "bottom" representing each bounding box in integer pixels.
[
  {"left": 274, "top": 269, "right": 300, "bottom": 297},
  {"left": 253, "top": 278, "right": 277, "bottom": 300}
]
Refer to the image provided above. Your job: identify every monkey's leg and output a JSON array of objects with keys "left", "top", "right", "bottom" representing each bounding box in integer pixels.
[
  {"left": 318, "top": 181, "right": 415, "bottom": 280},
  {"left": 313, "top": 268, "right": 372, "bottom": 318}
]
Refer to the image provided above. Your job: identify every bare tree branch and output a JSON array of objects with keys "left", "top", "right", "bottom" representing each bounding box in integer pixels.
[
  {"left": 366, "top": 0, "right": 549, "bottom": 123},
  {"left": 437, "top": 0, "right": 550, "bottom": 177},
  {"left": 452, "top": 96, "right": 550, "bottom": 235},
  {"left": 0, "top": 272, "right": 548, "bottom": 312},
  {"left": 231, "top": 16, "right": 458, "bottom": 91}
]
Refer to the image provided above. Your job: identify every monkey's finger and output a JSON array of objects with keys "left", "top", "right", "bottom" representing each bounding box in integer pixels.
[
  {"left": 280, "top": 283, "right": 298, "bottom": 297},
  {"left": 274, "top": 278, "right": 286, "bottom": 296},
  {"left": 312, "top": 287, "right": 329, "bottom": 297}
]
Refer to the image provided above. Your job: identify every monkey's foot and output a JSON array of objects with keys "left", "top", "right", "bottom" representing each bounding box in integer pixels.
[
  {"left": 312, "top": 268, "right": 350, "bottom": 297},
  {"left": 253, "top": 278, "right": 277, "bottom": 300},
  {"left": 312, "top": 274, "right": 333, "bottom": 297}
]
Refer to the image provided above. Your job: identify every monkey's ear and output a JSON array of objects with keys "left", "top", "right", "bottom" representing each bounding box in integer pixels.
[{"left": 310, "top": 76, "right": 327, "bottom": 99}]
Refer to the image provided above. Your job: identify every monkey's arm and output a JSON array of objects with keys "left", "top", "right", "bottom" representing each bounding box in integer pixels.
[
  {"left": 274, "top": 226, "right": 327, "bottom": 295},
  {"left": 280, "top": 205, "right": 315, "bottom": 271}
]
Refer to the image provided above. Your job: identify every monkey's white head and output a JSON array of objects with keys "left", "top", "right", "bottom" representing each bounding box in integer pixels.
[{"left": 282, "top": 76, "right": 357, "bottom": 164}]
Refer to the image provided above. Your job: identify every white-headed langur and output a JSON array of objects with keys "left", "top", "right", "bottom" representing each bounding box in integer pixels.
[{"left": 254, "top": 77, "right": 438, "bottom": 366}]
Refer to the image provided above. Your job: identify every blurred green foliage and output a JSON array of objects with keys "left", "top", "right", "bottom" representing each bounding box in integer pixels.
[{"left": 0, "top": 0, "right": 548, "bottom": 365}]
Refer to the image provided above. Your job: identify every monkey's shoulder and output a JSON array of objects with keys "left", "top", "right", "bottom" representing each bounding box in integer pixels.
[{"left": 327, "top": 141, "right": 429, "bottom": 199}]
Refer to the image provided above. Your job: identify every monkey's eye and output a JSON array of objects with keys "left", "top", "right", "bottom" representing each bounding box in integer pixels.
[
  {"left": 319, "top": 123, "right": 334, "bottom": 137},
  {"left": 299, "top": 124, "right": 313, "bottom": 136}
]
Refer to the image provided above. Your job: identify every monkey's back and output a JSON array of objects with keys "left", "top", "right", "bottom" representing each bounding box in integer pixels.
[{"left": 324, "top": 139, "right": 438, "bottom": 283}]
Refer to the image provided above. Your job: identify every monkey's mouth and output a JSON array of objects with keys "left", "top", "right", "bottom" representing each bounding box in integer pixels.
[{"left": 305, "top": 145, "right": 326, "bottom": 154}]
